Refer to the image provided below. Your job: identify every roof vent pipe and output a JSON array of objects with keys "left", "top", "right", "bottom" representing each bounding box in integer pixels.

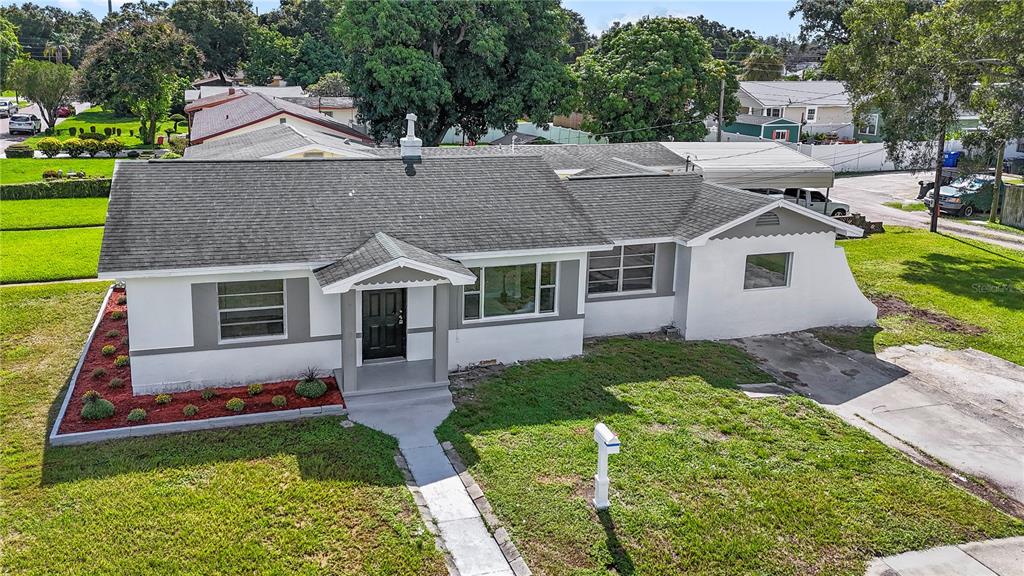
[{"left": 401, "top": 112, "right": 423, "bottom": 175}]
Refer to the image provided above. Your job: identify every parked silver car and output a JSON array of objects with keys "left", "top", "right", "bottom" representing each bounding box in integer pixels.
[
  {"left": 744, "top": 187, "right": 850, "bottom": 217},
  {"left": 0, "top": 98, "right": 18, "bottom": 118},
  {"left": 8, "top": 113, "right": 41, "bottom": 135}
]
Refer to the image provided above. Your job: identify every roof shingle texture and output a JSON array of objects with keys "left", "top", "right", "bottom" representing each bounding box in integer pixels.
[
  {"left": 313, "top": 232, "right": 473, "bottom": 288},
  {"left": 183, "top": 124, "right": 372, "bottom": 160},
  {"left": 739, "top": 81, "right": 849, "bottom": 107},
  {"left": 190, "top": 92, "right": 367, "bottom": 142},
  {"left": 372, "top": 141, "right": 687, "bottom": 171},
  {"left": 99, "top": 156, "right": 609, "bottom": 273}
]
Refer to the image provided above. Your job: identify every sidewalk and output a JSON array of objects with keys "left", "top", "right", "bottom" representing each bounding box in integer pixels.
[{"left": 866, "top": 537, "right": 1023, "bottom": 576}]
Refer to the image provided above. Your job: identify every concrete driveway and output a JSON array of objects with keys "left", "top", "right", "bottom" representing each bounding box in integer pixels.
[
  {"left": 735, "top": 332, "right": 1024, "bottom": 506},
  {"left": 831, "top": 172, "right": 1024, "bottom": 251}
]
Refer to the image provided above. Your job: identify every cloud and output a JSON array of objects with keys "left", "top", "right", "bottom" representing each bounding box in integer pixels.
[{"left": 589, "top": 6, "right": 696, "bottom": 36}]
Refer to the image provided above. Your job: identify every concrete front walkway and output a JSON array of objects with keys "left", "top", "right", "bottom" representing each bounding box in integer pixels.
[
  {"left": 347, "top": 389, "right": 514, "bottom": 576},
  {"left": 866, "top": 537, "right": 1024, "bottom": 575}
]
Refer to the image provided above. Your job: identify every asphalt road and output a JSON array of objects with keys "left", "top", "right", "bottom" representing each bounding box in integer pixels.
[
  {"left": 830, "top": 171, "right": 1024, "bottom": 251},
  {"left": 1, "top": 101, "right": 91, "bottom": 156}
]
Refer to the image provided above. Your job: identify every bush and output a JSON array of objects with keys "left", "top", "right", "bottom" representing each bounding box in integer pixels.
[
  {"left": 110, "top": 310, "right": 124, "bottom": 320},
  {"left": 154, "top": 393, "right": 172, "bottom": 405},
  {"left": 116, "top": 128, "right": 122, "bottom": 136},
  {"left": 126, "top": 150, "right": 140, "bottom": 158},
  {"left": 83, "top": 139, "right": 102, "bottom": 157},
  {"left": 225, "top": 397, "right": 245, "bottom": 412},
  {"left": 167, "top": 136, "right": 187, "bottom": 155},
  {"left": 68, "top": 127, "right": 77, "bottom": 136},
  {"left": 81, "top": 391, "right": 116, "bottom": 420},
  {"left": 295, "top": 378, "right": 327, "bottom": 399},
  {"left": 200, "top": 388, "right": 217, "bottom": 400},
  {"left": 35, "top": 137, "right": 62, "bottom": 158},
  {"left": 116, "top": 295, "right": 127, "bottom": 305},
  {"left": 80, "top": 131, "right": 106, "bottom": 141},
  {"left": 42, "top": 169, "right": 59, "bottom": 179},
  {"left": 160, "top": 151, "right": 181, "bottom": 160},
  {"left": 91, "top": 367, "right": 107, "bottom": 379},
  {"left": 101, "top": 344, "right": 116, "bottom": 356},
  {"left": 63, "top": 138, "right": 86, "bottom": 158},
  {"left": 247, "top": 383, "right": 263, "bottom": 396},
  {"left": 104, "top": 127, "right": 113, "bottom": 136},
  {"left": 90, "top": 125, "right": 97, "bottom": 133},
  {"left": 182, "top": 404, "right": 199, "bottom": 417},
  {"left": 108, "top": 377, "right": 125, "bottom": 389},
  {"left": 0, "top": 179, "right": 111, "bottom": 200},
  {"left": 5, "top": 143, "right": 34, "bottom": 158},
  {"left": 102, "top": 138, "right": 125, "bottom": 158},
  {"left": 127, "top": 408, "right": 147, "bottom": 422},
  {"left": 271, "top": 395, "right": 287, "bottom": 407},
  {"left": 114, "top": 355, "right": 129, "bottom": 368},
  {"left": 106, "top": 329, "right": 120, "bottom": 338}
]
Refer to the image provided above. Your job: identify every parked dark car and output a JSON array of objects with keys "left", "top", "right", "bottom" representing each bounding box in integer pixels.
[{"left": 923, "top": 174, "right": 1004, "bottom": 217}]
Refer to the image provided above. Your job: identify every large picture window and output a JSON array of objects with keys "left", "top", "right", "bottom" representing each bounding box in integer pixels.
[
  {"left": 217, "top": 279, "right": 285, "bottom": 340},
  {"left": 587, "top": 244, "right": 655, "bottom": 295},
  {"left": 743, "top": 253, "right": 791, "bottom": 290},
  {"left": 463, "top": 262, "right": 557, "bottom": 320}
]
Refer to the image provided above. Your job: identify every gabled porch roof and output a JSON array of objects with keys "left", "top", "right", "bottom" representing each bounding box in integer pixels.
[{"left": 315, "top": 232, "right": 477, "bottom": 293}]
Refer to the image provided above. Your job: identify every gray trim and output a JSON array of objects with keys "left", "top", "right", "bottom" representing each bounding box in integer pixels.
[
  {"left": 583, "top": 242, "right": 676, "bottom": 302},
  {"left": 433, "top": 284, "right": 450, "bottom": 382},
  {"left": 673, "top": 245, "right": 692, "bottom": 334},
  {"left": 448, "top": 259, "right": 584, "bottom": 329},
  {"left": 341, "top": 291, "right": 357, "bottom": 392},
  {"left": 711, "top": 209, "right": 834, "bottom": 239},
  {"left": 131, "top": 334, "right": 342, "bottom": 357},
  {"left": 192, "top": 283, "right": 218, "bottom": 348},
  {"left": 408, "top": 326, "right": 433, "bottom": 335}
]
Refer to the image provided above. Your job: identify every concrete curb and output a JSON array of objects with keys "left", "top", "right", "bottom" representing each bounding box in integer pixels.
[{"left": 441, "top": 441, "right": 532, "bottom": 576}]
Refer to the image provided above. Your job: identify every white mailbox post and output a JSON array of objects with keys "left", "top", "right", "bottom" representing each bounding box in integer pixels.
[{"left": 593, "top": 423, "right": 620, "bottom": 510}]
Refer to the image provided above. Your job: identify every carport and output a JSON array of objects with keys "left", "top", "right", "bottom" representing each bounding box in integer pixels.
[{"left": 660, "top": 141, "right": 834, "bottom": 189}]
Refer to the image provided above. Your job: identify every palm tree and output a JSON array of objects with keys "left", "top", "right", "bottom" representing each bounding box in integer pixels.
[
  {"left": 742, "top": 45, "right": 785, "bottom": 81},
  {"left": 43, "top": 37, "right": 71, "bottom": 65}
]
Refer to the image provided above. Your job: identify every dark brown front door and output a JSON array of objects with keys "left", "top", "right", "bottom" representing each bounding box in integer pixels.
[{"left": 362, "top": 289, "right": 405, "bottom": 360}]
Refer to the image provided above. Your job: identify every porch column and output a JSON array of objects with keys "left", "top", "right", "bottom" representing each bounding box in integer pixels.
[
  {"left": 433, "top": 284, "right": 450, "bottom": 383},
  {"left": 341, "top": 290, "right": 357, "bottom": 392}
]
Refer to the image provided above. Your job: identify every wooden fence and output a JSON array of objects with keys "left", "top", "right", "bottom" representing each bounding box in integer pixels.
[{"left": 1001, "top": 183, "right": 1024, "bottom": 229}]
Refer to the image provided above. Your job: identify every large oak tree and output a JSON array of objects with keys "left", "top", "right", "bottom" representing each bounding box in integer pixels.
[{"left": 168, "top": 0, "right": 254, "bottom": 82}]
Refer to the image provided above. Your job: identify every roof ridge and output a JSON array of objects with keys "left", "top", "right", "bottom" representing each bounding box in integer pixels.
[{"left": 373, "top": 231, "right": 404, "bottom": 259}]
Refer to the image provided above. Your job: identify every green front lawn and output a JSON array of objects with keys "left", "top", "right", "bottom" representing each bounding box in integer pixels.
[
  {"left": 436, "top": 338, "right": 1024, "bottom": 576},
  {"left": 0, "top": 282, "right": 446, "bottom": 575},
  {"left": 882, "top": 200, "right": 927, "bottom": 211},
  {"left": 1, "top": 198, "right": 108, "bottom": 230},
  {"left": 0, "top": 158, "right": 116, "bottom": 184},
  {"left": 828, "top": 227, "right": 1024, "bottom": 364},
  {"left": 0, "top": 227, "right": 103, "bottom": 283},
  {"left": 23, "top": 106, "right": 186, "bottom": 149}
]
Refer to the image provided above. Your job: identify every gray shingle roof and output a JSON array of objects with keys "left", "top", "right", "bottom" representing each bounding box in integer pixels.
[
  {"left": 372, "top": 141, "right": 688, "bottom": 171},
  {"left": 570, "top": 157, "right": 663, "bottom": 178},
  {"left": 565, "top": 174, "right": 774, "bottom": 242},
  {"left": 190, "top": 92, "right": 369, "bottom": 143},
  {"left": 732, "top": 113, "right": 800, "bottom": 126},
  {"left": 739, "top": 81, "right": 849, "bottom": 107},
  {"left": 279, "top": 96, "right": 355, "bottom": 109},
  {"left": 183, "top": 124, "right": 375, "bottom": 160},
  {"left": 99, "top": 156, "right": 610, "bottom": 274},
  {"left": 313, "top": 232, "right": 473, "bottom": 288}
]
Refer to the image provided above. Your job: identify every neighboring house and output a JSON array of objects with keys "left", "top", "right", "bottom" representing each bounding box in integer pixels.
[
  {"left": 279, "top": 96, "right": 359, "bottom": 126},
  {"left": 184, "top": 84, "right": 305, "bottom": 103},
  {"left": 98, "top": 130, "right": 875, "bottom": 397},
  {"left": 188, "top": 91, "right": 372, "bottom": 145},
  {"left": 722, "top": 114, "right": 802, "bottom": 143},
  {"left": 183, "top": 124, "right": 378, "bottom": 160},
  {"left": 735, "top": 81, "right": 859, "bottom": 141}
]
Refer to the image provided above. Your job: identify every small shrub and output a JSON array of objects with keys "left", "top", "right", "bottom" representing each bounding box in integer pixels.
[
  {"left": 5, "top": 143, "right": 34, "bottom": 158},
  {"left": 225, "top": 397, "right": 245, "bottom": 412},
  {"left": 127, "top": 408, "right": 147, "bottom": 422},
  {"left": 200, "top": 388, "right": 217, "bottom": 400},
  {"left": 102, "top": 138, "right": 125, "bottom": 157},
  {"left": 129, "top": 129, "right": 135, "bottom": 137},
  {"left": 42, "top": 169, "right": 59, "bottom": 179},
  {"left": 126, "top": 150, "right": 140, "bottom": 158},
  {"left": 271, "top": 395, "right": 287, "bottom": 408},
  {"left": 91, "top": 367, "right": 107, "bottom": 379},
  {"left": 68, "top": 126, "right": 77, "bottom": 136},
  {"left": 116, "top": 128, "right": 122, "bottom": 136},
  {"left": 35, "top": 137, "right": 62, "bottom": 158},
  {"left": 116, "top": 295, "right": 127, "bottom": 305},
  {"left": 63, "top": 138, "right": 86, "bottom": 158},
  {"left": 167, "top": 136, "right": 187, "bottom": 154},
  {"left": 114, "top": 355, "right": 129, "bottom": 368},
  {"left": 247, "top": 383, "right": 263, "bottom": 396},
  {"left": 108, "top": 377, "right": 125, "bottom": 389},
  {"left": 101, "top": 344, "right": 116, "bottom": 356},
  {"left": 110, "top": 310, "right": 124, "bottom": 320},
  {"left": 81, "top": 393, "right": 116, "bottom": 420},
  {"left": 160, "top": 151, "right": 181, "bottom": 160},
  {"left": 182, "top": 404, "right": 199, "bottom": 417},
  {"left": 104, "top": 127, "right": 113, "bottom": 136},
  {"left": 80, "top": 131, "right": 106, "bottom": 141},
  {"left": 83, "top": 389, "right": 101, "bottom": 402},
  {"left": 154, "top": 393, "right": 172, "bottom": 405},
  {"left": 106, "top": 329, "right": 121, "bottom": 338},
  {"left": 295, "top": 378, "right": 327, "bottom": 399},
  {"left": 90, "top": 125, "right": 97, "bottom": 132},
  {"left": 82, "top": 139, "right": 102, "bottom": 157}
]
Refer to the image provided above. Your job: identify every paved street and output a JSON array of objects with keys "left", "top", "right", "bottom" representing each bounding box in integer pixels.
[
  {"left": 1, "top": 101, "right": 91, "bottom": 156},
  {"left": 831, "top": 171, "right": 1024, "bottom": 251}
]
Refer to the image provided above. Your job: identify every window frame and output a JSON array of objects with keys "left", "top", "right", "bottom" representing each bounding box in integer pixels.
[
  {"left": 586, "top": 243, "right": 657, "bottom": 298},
  {"left": 216, "top": 279, "right": 288, "bottom": 343},
  {"left": 763, "top": 107, "right": 784, "bottom": 118},
  {"left": 742, "top": 252, "right": 792, "bottom": 291},
  {"left": 771, "top": 129, "right": 790, "bottom": 141},
  {"left": 858, "top": 113, "right": 879, "bottom": 136},
  {"left": 1016, "top": 139, "right": 1024, "bottom": 153},
  {"left": 462, "top": 262, "right": 559, "bottom": 323},
  {"left": 805, "top": 106, "right": 817, "bottom": 123}
]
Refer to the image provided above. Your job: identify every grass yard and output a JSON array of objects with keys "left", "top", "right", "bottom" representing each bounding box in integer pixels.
[
  {"left": 22, "top": 106, "right": 186, "bottom": 149},
  {"left": 0, "top": 158, "right": 116, "bottom": 184},
  {"left": 1, "top": 198, "right": 108, "bottom": 230},
  {"left": 0, "top": 227, "right": 103, "bottom": 283},
  {"left": 436, "top": 338, "right": 1024, "bottom": 576},
  {"left": 882, "top": 200, "right": 927, "bottom": 211},
  {"left": 821, "top": 227, "right": 1024, "bottom": 364},
  {"left": 0, "top": 282, "right": 446, "bottom": 575}
]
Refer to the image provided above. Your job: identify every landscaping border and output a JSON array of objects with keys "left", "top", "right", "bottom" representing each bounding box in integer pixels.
[{"left": 1, "top": 178, "right": 111, "bottom": 200}]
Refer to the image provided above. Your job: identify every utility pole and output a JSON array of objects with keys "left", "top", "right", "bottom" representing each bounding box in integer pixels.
[
  {"left": 929, "top": 87, "right": 950, "bottom": 234},
  {"left": 716, "top": 76, "right": 725, "bottom": 142},
  {"left": 107, "top": 0, "right": 112, "bottom": 15}
]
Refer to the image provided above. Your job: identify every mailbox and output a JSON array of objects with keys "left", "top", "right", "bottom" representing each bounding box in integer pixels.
[
  {"left": 594, "top": 423, "right": 620, "bottom": 454},
  {"left": 593, "top": 423, "right": 620, "bottom": 510}
]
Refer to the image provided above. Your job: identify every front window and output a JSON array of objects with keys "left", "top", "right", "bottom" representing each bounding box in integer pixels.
[
  {"left": 764, "top": 107, "right": 783, "bottom": 118},
  {"left": 772, "top": 129, "right": 789, "bottom": 140},
  {"left": 217, "top": 280, "right": 285, "bottom": 340},
  {"left": 744, "top": 253, "right": 791, "bottom": 290},
  {"left": 1017, "top": 139, "right": 1024, "bottom": 153},
  {"left": 858, "top": 114, "right": 878, "bottom": 136},
  {"left": 587, "top": 244, "right": 655, "bottom": 295},
  {"left": 805, "top": 107, "right": 817, "bottom": 122},
  {"left": 463, "top": 262, "right": 557, "bottom": 320}
]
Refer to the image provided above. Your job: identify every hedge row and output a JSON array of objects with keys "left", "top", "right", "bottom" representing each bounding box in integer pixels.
[{"left": 0, "top": 178, "right": 111, "bottom": 200}]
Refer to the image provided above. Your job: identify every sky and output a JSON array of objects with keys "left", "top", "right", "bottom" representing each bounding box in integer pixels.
[{"left": 22, "top": 0, "right": 803, "bottom": 39}]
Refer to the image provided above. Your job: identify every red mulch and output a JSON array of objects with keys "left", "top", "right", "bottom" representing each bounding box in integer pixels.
[{"left": 59, "top": 287, "right": 344, "bottom": 434}]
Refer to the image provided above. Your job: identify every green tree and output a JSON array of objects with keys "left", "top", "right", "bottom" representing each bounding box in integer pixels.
[
  {"left": 168, "top": 0, "right": 255, "bottom": 82},
  {"left": 308, "top": 72, "right": 349, "bottom": 97},
  {"left": 742, "top": 44, "right": 784, "bottom": 80},
  {"left": 0, "top": 3, "right": 101, "bottom": 67},
  {"left": 243, "top": 25, "right": 295, "bottom": 85},
  {"left": 575, "top": 16, "right": 729, "bottom": 143},
  {"left": 562, "top": 8, "right": 595, "bottom": 63},
  {"left": 79, "top": 19, "right": 202, "bottom": 144},
  {"left": 0, "top": 15, "right": 23, "bottom": 91},
  {"left": 726, "top": 37, "right": 762, "bottom": 65},
  {"left": 9, "top": 58, "right": 74, "bottom": 127},
  {"left": 335, "top": 0, "right": 574, "bottom": 145},
  {"left": 102, "top": 1, "right": 168, "bottom": 31},
  {"left": 260, "top": 0, "right": 334, "bottom": 39},
  {"left": 788, "top": 0, "right": 854, "bottom": 47},
  {"left": 286, "top": 32, "right": 344, "bottom": 88}
]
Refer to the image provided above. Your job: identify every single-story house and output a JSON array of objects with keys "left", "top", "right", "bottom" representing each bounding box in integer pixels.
[
  {"left": 723, "top": 114, "right": 802, "bottom": 143},
  {"left": 184, "top": 84, "right": 305, "bottom": 104},
  {"left": 183, "top": 124, "right": 378, "bottom": 160},
  {"left": 99, "top": 128, "right": 876, "bottom": 397},
  {"left": 735, "top": 81, "right": 859, "bottom": 141},
  {"left": 278, "top": 96, "right": 359, "bottom": 126},
  {"left": 188, "top": 91, "right": 372, "bottom": 145}
]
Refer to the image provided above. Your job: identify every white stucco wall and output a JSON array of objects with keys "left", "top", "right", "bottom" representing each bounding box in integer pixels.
[
  {"left": 682, "top": 232, "right": 876, "bottom": 340},
  {"left": 125, "top": 277, "right": 194, "bottom": 351},
  {"left": 448, "top": 318, "right": 584, "bottom": 370},
  {"left": 309, "top": 281, "right": 341, "bottom": 338},
  {"left": 583, "top": 296, "right": 675, "bottom": 337}
]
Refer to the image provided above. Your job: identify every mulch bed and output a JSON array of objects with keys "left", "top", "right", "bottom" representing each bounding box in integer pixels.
[
  {"left": 871, "top": 295, "right": 986, "bottom": 335},
  {"left": 58, "top": 287, "right": 344, "bottom": 434}
]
